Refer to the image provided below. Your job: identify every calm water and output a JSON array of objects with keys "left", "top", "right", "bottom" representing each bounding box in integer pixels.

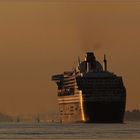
[{"left": 0, "top": 122, "right": 139, "bottom": 140}]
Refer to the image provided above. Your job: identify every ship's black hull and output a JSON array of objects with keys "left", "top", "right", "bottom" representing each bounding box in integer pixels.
[{"left": 83, "top": 101, "right": 126, "bottom": 123}]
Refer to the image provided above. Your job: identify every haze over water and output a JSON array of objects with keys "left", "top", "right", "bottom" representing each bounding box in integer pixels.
[
  {"left": 0, "top": 0, "right": 140, "bottom": 119},
  {"left": 0, "top": 1, "right": 140, "bottom": 140}
]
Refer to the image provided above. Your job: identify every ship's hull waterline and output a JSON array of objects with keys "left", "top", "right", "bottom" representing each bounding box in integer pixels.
[{"left": 83, "top": 101, "right": 125, "bottom": 123}]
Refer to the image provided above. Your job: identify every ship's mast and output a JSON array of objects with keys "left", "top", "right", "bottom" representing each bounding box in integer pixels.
[{"left": 104, "top": 54, "right": 107, "bottom": 71}]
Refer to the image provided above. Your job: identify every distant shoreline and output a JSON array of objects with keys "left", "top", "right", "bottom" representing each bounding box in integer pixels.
[
  {"left": 125, "top": 109, "right": 140, "bottom": 121},
  {"left": 0, "top": 109, "right": 140, "bottom": 123}
]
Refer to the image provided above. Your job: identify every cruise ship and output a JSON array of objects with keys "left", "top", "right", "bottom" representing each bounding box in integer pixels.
[{"left": 52, "top": 52, "right": 126, "bottom": 123}]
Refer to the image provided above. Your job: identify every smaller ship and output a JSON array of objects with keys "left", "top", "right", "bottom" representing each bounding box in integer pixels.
[{"left": 52, "top": 52, "right": 126, "bottom": 123}]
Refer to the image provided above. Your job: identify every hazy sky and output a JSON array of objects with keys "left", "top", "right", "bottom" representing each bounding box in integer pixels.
[{"left": 0, "top": 0, "right": 140, "bottom": 115}]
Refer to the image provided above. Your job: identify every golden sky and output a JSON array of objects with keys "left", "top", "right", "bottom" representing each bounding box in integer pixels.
[{"left": 0, "top": 0, "right": 140, "bottom": 115}]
